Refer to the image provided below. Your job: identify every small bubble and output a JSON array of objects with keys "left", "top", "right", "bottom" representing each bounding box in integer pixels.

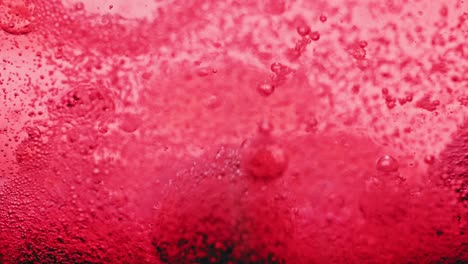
[
  {"left": 406, "top": 94, "right": 413, "bottom": 102},
  {"left": 319, "top": 14, "right": 327, "bottom": 22},
  {"left": 305, "top": 118, "right": 318, "bottom": 132},
  {"left": 424, "top": 155, "right": 435, "bottom": 164},
  {"left": 257, "top": 118, "right": 273, "bottom": 134},
  {"left": 204, "top": 95, "right": 221, "bottom": 109},
  {"left": 75, "top": 2, "right": 85, "bottom": 11},
  {"left": 242, "top": 141, "right": 288, "bottom": 179},
  {"left": 270, "top": 62, "right": 283, "bottom": 74},
  {"left": 440, "top": 5, "right": 448, "bottom": 17},
  {"left": 310, "top": 31, "right": 320, "bottom": 41},
  {"left": 119, "top": 113, "right": 142, "bottom": 133},
  {"left": 98, "top": 124, "right": 108, "bottom": 134},
  {"left": 376, "top": 155, "right": 399, "bottom": 173},
  {"left": 196, "top": 67, "right": 212, "bottom": 77},
  {"left": 351, "top": 84, "right": 360, "bottom": 94},
  {"left": 257, "top": 83, "right": 275, "bottom": 97},
  {"left": 296, "top": 25, "right": 310, "bottom": 36}
]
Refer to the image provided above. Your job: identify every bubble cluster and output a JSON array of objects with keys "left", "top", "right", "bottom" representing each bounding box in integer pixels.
[
  {"left": 0, "top": 0, "right": 467, "bottom": 262},
  {"left": 0, "top": 0, "right": 35, "bottom": 35}
]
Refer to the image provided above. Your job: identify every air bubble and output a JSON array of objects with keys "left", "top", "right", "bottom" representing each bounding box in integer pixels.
[
  {"left": 57, "top": 85, "right": 115, "bottom": 120},
  {"left": 376, "top": 155, "right": 399, "bottom": 173},
  {"left": 424, "top": 155, "right": 435, "bottom": 164},
  {"left": 119, "top": 113, "right": 142, "bottom": 133},
  {"left": 196, "top": 67, "right": 212, "bottom": 77},
  {"left": 242, "top": 141, "right": 288, "bottom": 179},
  {"left": 74, "top": 2, "right": 85, "bottom": 11},
  {"left": 0, "top": 1, "right": 34, "bottom": 35},
  {"left": 310, "top": 31, "right": 320, "bottom": 41},
  {"left": 257, "top": 118, "right": 273, "bottom": 134},
  {"left": 270, "top": 62, "right": 283, "bottom": 74},
  {"left": 296, "top": 25, "right": 310, "bottom": 36},
  {"left": 257, "top": 83, "right": 275, "bottom": 97},
  {"left": 319, "top": 14, "right": 327, "bottom": 22}
]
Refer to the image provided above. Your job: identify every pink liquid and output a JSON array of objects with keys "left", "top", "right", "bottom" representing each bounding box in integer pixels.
[{"left": 0, "top": 0, "right": 467, "bottom": 263}]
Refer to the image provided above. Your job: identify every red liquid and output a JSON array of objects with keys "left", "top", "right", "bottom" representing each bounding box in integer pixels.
[{"left": 0, "top": 0, "right": 467, "bottom": 263}]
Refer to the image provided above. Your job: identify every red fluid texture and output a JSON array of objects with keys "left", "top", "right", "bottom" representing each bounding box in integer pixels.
[{"left": 0, "top": 0, "right": 468, "bottom": 263}]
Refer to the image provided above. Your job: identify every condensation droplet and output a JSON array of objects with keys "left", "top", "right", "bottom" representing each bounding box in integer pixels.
[{"left": 204, "top": 95, "right": 221, "bottom": 109}]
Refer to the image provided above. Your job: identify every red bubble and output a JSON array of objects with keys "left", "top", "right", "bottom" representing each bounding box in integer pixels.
[
  {"left": 376, "top": 155, "right": 399, "bottom": 173},
  {"left": 296, "top": 25, "right": 310, "bottom": 36},
  {"left": 257, "top": 83, "right": 275, "bottom": 97},
  {"left": 310, "top": 31, "right": 320, "bottom": 41},
  {"left": 242, "top": 140, "right": 288, "bottom": 179}
]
